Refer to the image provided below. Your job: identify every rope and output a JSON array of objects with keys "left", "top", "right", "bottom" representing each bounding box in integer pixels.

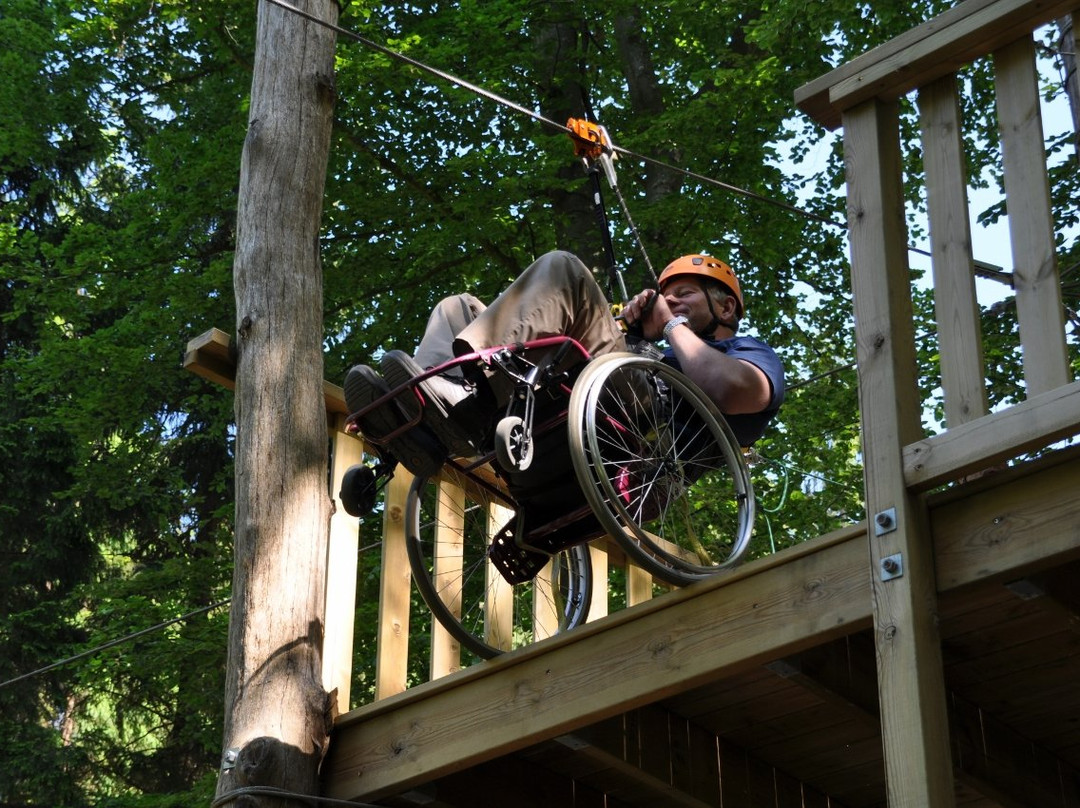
[
  {"left": 261, "top": 0, "right": 850, "bottom": 228},
  {"left": 0, "top": 598, "right": 231, "bottom": 690},
  {"left": 0, "top": 527, "right": 393, "bottom": 692},
  {"left": 262, "top": 0, "right": 569, "bottom": 134}
]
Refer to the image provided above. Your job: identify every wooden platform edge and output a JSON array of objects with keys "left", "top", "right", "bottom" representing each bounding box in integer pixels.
[
  {"left": 794, "top": 0, "right": 1080, "bottom": 128},
  {"left": 322, "top": 448, "right": 1080, "bottom": 802},
  {"left": 183, "top": 326, "right": 349, "bottom": 416},
  {"left": 903, "top": 379, "right": 1080, "bottom": 490},
  {"left": 323, "top": 528, "right": 874, "bottom": 801}
]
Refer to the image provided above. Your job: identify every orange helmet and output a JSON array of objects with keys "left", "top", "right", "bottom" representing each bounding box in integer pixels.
[{"left": 658, "top": 254, "right": 743, "bottom": 318}]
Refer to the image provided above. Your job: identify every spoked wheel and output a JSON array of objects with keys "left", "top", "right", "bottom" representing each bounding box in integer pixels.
[
  {"left": 568, "top": 353, "right": 754, "bottom": 586},
  {"left": 405, "top": 464, "right": 592, "bottom": 660}
]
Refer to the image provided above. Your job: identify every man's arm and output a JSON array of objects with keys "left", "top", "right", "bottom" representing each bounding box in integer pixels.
[
  {"left": 663, "top": 325, "right": 773, "bottom": 414},
  {"left": 623, "top": 288, "right": 774, "bottom": 415}
]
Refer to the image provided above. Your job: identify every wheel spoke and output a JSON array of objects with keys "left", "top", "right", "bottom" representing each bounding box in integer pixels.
[
  {"left": 406, "top": 466, "right": 592, "bottom": 660},
  {"left": 569, "top": 353, "right": 754, "bottom": 585}
]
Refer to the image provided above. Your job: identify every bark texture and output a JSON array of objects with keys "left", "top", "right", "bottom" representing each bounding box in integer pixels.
[{"left": 215, "top": 1, "right": 338, "bottom": 805}]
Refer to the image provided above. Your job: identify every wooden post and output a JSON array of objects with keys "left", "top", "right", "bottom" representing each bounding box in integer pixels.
[
  {"left": 486, "top": 502, "right": 514, "bottom": 651},
  {"left": 627, "top": 564, "right": 653, "bottom": 607},
  {"left": 214, "top": 0, "right": 338, "bottom": 804},
  {"left": 843, "top": 98, "right": 955, "bottom": 806},
  {"left": 375, "top": 471, "right": 413, "bottom": 699},
  {"left": 533, "top": 562, "right": 559, "bottom": 641},
  {"left": 430, "top": 476, "right": 465, "bottom": 678},
  {"left": 919, "top": 75, "right": 989, "bottom": 427},
  {"left": 588, "top": 545, "right": 609, "bottom": 620},
  {"left": 995, "top": 34, "right": 1070, "bottom": 395},
  {"left": 323, "top": 421, "right": 364, "bottom": 715}
]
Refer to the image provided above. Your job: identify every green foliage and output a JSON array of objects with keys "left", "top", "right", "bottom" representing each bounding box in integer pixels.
[{"left": 1, "top": 0, "right": 1077, "bottom": 804}]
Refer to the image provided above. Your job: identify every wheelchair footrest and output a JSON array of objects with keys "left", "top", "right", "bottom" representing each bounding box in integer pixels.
[
  {"left": 487, "top": 505, "right": 600, "bottom": 585},
  {"left": 488, "top": 521, "right": 549, "bottom": 585}
]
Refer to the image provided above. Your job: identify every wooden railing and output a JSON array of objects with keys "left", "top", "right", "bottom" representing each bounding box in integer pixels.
[
  {"left": 185, "top": 327, "right": 670, "bottom": 716},
  {"left": 794, "top": 0, "right": 1079, "bottom": 803}
]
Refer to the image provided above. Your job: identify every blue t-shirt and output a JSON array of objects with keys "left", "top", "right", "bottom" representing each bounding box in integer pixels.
[{"left": 662, "top": 335, "right": 785, "bottom": 446}]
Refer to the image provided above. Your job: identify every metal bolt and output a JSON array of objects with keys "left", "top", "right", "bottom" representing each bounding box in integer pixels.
[
  {"left": 880, "top": 553, "right": 903, "bottom": 581},
  {"left": 222, "top": 747, "right": 239, "bottom": 770},
  {"left": 874, "top": 507, "right": 897, "bottom": 536}
]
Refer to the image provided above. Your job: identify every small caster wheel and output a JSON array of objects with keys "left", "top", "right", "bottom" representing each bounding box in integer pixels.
[
  {"left": 495, "top": 415, "right": 534, "bottom": 472},
  {"left": 339, "top": 464, "right": 378, "bottom": 517}
]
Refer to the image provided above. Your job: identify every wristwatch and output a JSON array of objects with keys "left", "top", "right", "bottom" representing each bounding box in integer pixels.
[{"left": 663, "top": 315, "right": 689, "bottom": 340}]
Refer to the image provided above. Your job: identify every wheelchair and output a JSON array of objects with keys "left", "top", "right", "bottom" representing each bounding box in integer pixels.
[{"left": 340, "top": 336, "right": 754, "bottom": 659}]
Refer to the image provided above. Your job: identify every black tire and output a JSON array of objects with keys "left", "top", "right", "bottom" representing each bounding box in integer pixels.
[{"left": 339, "top": 464, "right": 378, "bottom": 518}]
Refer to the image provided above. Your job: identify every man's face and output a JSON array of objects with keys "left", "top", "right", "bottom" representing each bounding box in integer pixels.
[
  {"left": 662, "top": 278, "right": 738, "bottom": 334},
  {"left": 662, "top": 279, "right": 711, "bottom": 329}
]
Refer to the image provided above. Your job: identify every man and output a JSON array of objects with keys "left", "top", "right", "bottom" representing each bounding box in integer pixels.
[{"left": 345, "top": 250, "right": 784, "bottom": 477}]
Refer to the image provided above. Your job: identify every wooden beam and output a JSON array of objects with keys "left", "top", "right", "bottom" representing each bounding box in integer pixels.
[
  {"left": 322, "top": 526, "right": 871, "bottom": 802},
  {"left": 795, "top": 0, "right": 1080, "bottom": 129},
  {"left": 765, "top": 651, "right": 881, "bottom": 735},
  {"left": 995, "top": 35, "right": 1071, "bottom": 394},
  {"left": 540, "top": 705, "right": 840, "bottom": 808},
  {"left": 548, "top": 714, "right": 719, "bottom": 808},
  {"left": 416, "top": 754, "right": 608, "bottom": 808},
  {"left": 842, "top": 97, "right": 955, "bottom": 806},
  {"left": 918, "top": 74, "right": 989, "bottom": 428},
  {"left": 184, "top": 327, "right": 350, "bottom": 416},
  {"left": 932, "top": 448, "right": 1080, "bottom": 590},
  {"left": 903, "top": 379, "right": 1080, "bottom": 490},
  {"left": 183, "top": 327, "right": 236, "bottom": 390}
]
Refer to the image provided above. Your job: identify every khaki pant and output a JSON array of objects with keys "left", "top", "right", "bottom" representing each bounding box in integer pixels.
[{"left": 413, "top": 250, "right": 627, "bottom": 379}]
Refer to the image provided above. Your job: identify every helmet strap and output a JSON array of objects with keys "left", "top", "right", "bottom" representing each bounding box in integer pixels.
[{"left": 697, "top": 281, "right": 738, "bottom": 338}]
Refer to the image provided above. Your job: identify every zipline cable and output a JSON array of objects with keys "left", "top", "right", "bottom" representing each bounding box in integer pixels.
[
  {"left": 262, "top": 0, "right": 1016, "bottom": 285},
  {"left": 0, "top": 598, "right": 232, "bottom": 690},
  {"left": 262, "top": 0, "right": 848, "bottom": 229},
  {"left": 262, "top": 0, "right": 570, "bottom": 135},
  {"left": 0, "top": 538, "right": 390, "bottom": 691}
]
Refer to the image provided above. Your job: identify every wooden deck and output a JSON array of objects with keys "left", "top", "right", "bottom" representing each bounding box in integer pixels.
[{"left": 320, "top": 444, "right": 1080, "bottom": 807}]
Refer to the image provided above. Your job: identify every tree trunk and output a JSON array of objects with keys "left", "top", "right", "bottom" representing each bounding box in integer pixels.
[
  {"left": 214, "top": 1, "right": 337, "bottom": 805},
  {"left": 613, "top": 7, "right": 684, "bottom": 209}
]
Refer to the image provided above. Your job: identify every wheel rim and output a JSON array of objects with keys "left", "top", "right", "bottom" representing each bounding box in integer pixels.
[
  {"left": 405, "top": 465, "right": 592, "bottom": 660},
  {"left": 569, "top": 354, "right": 754, "bottom": 585},
  {"left": 495, "top": 415, "right": 534, "bottom": 472}
]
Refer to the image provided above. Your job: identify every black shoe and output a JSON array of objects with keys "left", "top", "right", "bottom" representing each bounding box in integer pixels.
[
  {"left": 343, "top": 364, "right": 446, "bottom": 478},
  {"left": 381, "top": 350, "right": 488, "bottom": 458}
]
